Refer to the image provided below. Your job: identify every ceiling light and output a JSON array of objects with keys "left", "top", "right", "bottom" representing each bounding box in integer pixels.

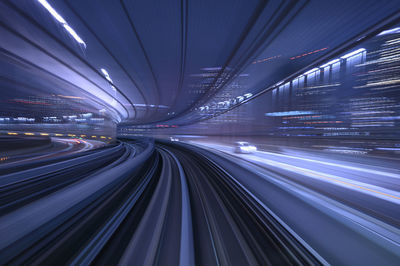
[
  {"left": 63, "top": 24, "right": 86, "bottom": 47},
  {"left": 37, "top": 0, "right": 86, "bottom": 48},
  {"left": 37, "top": 0, "right": 66, "bottom": 24}
]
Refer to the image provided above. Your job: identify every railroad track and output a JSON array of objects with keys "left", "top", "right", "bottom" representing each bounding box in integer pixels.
[{"left": 0, "top": 138, "right": 323, "bottom": 265}]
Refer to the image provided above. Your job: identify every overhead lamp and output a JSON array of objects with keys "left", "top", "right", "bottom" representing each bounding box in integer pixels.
[
  {"left": 37, "top": 0, "right": 86, "bottom": 48},
  {"left": 37, "top": 0, "right": 66, "bottom": 23},
  {"left": 63, "top": 24, "right": 86, "bottom": 47},
  {"left": 100, "top": 68, "right": 110, "bottom": 77},
  {"left": 100, "top": 68, "right": 114, "bottom": 83}
]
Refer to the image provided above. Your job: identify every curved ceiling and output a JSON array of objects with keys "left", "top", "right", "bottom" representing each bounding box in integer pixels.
[{"left": 1, "top": 0, "right": 400, "bottom": 125}]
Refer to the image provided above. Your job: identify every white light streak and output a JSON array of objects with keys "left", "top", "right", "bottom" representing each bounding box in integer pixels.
[
  {"left": 320, "top": 59, "right": 340, "bottom": 68},
  {"left": 37, "top": 0, "right": 86, "bottom": 48},
  {"left": 37, "top": 0, "right": 66, "bottom": 24},
  {"left": 100, "top": 68, "right": 109, "bottom": 76},
  {"left": 340, "top": 48, "right": 366, "bottom": 59},
  {"left": 63, "top": 24, "right": 86, "bottom": 47},
  {"left": 378, "top": 27, "right": 400, "bottom": 36},
  {"left": 304, "top": 68, "right": 320, "bottom": 75},
  {"left": 100, "top": 68, "right": 113, "bottom": 83}
]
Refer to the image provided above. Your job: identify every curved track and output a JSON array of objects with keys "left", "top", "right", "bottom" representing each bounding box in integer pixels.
[{"left": 0, "top": 138, "right": 399, "bottom": 265}]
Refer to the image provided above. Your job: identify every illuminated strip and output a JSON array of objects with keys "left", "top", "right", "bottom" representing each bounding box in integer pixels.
[
  {"left": 63, "top": 24, "right": 86, "bottom": 47},
  {"left": 258, "top": 150, "right": 400, "bottom": 179},
  {"left": 320, "top": 59, "right": 340, "bottom": 68},
  {"left": 100, "top": 69, "right": 113, "bottom": 83},
  {"left": 24, "top": 132, "right": 35, "bottom": 136},
  {"left": 37, "top": 0, "right": 66, "bottom": 23},
  {"left": 100, "top": 68, "right": 117, "bottom": 100},
  {"left": 265, "top": 111, "right": 315, "bottom": 117},
  {"left": 37, "top": 0, "right": 86, "bottom": 48},
  {"left": 203, "top": 142, "right": 400, "bottom": 181},
  {"left": 303, "top": 68, "right": 320, "bottom": 75},
  {"left": 57, "top": 95, "right": 84, "bottom": 99},
  {"left": 340, "top": 48, "right": 366, "bottom": 59},
  {"left": 378, "top": 27, "right": 400, "bottom": 36},
  {"left": 247, "top": 155, "right": 400, "bottom": 201},
  {"left": 40, "top": 133, "right": 49, "bottom": 136},
  {"left": 7, "top": 132, "right": 18, "bottom": 135},
  {"left": 55, "top": 133, "right": 63, "bottom": 136}
]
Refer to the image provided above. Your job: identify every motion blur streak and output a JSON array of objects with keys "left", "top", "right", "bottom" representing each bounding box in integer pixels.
[
  {"left": 1, "top": 0, "right": 400, "bottom": 265},
  {"left": 0, "top": 139, "right": 323, "bottom": 265},
  {"left": 0, "top": 138, "right": 399, "bottom": 265}
]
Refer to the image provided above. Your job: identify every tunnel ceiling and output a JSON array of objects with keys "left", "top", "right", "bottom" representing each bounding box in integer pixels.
[{"left": 1, "top": 0, "right": 400, "bottom": 125}]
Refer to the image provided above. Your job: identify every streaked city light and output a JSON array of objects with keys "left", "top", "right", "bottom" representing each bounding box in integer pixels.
[
  {"left": 340, "top": 48, "right": 366, "bottom": 59},
  {"left": 303, "top": 68, "right": 320, "bottom": 75},
  {"left": 265, "top": 111, "right": 316, "bottom": 117},
  {"left": 378, "top": 27, "right": 400, "bottom": 36},
  {"left": 320, "top": 59, "right": 340, "bottom": 68}
]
